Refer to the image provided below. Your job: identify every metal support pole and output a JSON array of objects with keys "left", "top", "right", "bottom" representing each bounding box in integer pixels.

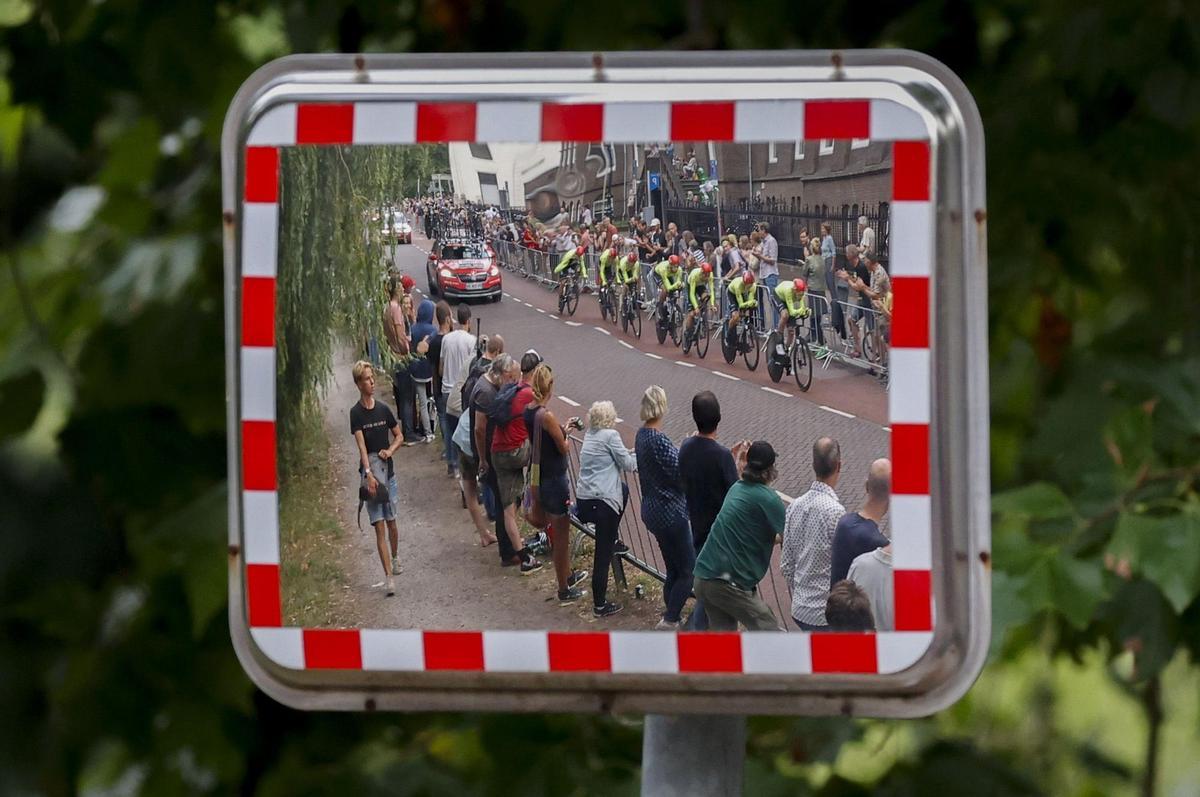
[{"left": 641, "top": 714, "right": 745, "bottom": 797}]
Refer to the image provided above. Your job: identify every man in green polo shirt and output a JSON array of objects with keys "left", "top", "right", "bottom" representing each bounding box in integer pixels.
[{"left": 693, "top": 441, "right": 786, "bottom": 631}]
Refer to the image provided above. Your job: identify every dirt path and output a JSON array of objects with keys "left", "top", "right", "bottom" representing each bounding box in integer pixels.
[{"left": 315, "top": 343, "right": 664, "bottom": 631}]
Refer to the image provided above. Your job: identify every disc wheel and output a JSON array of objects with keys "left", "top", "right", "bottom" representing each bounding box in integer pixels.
[
  {"left": 720, "top": 321, "right": 736, "bottom": 363},
  {"left": 766, "top": 331, "right": 784, "bottom": 383},
  {"left": 655, "top": 306, "right": 668, "bottom": 344},
  {"left": 793, "top": 336, "right": 813, "bottom": 391},
  {"left": 668, "top": 304, "right": 683, "bottom": 347}
]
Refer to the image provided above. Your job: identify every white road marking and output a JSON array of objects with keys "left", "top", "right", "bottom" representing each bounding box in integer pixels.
[
  {"left": 820, "top": 405, "right": 856, "bottom": 419},
  {"left": 559, "top": 396, "right": 580, "bottom": 407},
  {"left": 775, "top": 490, "right": 794, "bottom": 503},
  {"left": 674, "top": 360, "right": 695, "bottom": 368},
  {"left": 645, "top": 352, "right": 663, "bottom": 360},
  {"left": 616, "top": 417, "right": 624, "bottom": 424},
  {"left": 619, "top": 340, "right": 634, "bottom": 349},
  {"left": 565, "top": 321, "right": 582, "bottom": 327},
  {"left": 761, "top": 386, "right": 792, "bottom": 397},
  {"left": 593, "top": 326, "right": 611, "bottom": 335},
  {"left": 711, "top": 370, "right": 739, "bottom": 381},
  {"left": 882, "top": 426, "right": 892, "bottom": 432},
  {"left": 536, "top": 308, "right": 546, "bottom": 314},
  {"left": 522, "top": 301, "right": 532, "bottom": 307},
  {"left": 550, "top": 314, "right": 560, "bottom": 319}
]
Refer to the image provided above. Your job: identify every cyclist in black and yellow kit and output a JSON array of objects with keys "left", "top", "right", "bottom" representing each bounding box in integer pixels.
[
  {"left": 683, "top": 261, "right": 714, "bottom": 352},
  {"left": 653, "top": 254, "right": 684, "bottom": 328},
  {"left": 555, "top": 245, "right": 588, "bottom": 308},
  {"left": 773, "top": 278, "right": 811, "bottom": 355},
  {"left": 725, "top": 270, "right": 757, "bottom": 342},
  {"left": 597, "top": 246, "right": 619, "bottom": 289}
]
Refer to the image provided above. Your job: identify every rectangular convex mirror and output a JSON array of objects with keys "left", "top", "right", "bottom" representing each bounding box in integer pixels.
[{"left": 224, "top": 51, "right": 989, "bottom": 717}]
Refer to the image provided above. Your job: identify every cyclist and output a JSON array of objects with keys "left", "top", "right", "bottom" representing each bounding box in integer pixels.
[
  {"left": 725, "top": 270, "right": 757, "bottom": 343},
  {"left": 555, "top": 245, "right": 589, "bottom": 306},
  {"left": 773, "top": 278, "right": 811, "bottom": 358},
  {"left": 683, "top": 261, "right": 714, "bottom": 351},
  {"left": 616, "top": 251, "right": 640, "bottom": 312},
  {"left": 597, "top": 246, "right": 619, "bottom": 290},
  {"left": 653, "top": 254, "right": 684, "bottom": 329}
]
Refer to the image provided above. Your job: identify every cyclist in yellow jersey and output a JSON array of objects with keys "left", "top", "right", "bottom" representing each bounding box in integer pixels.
[
  {"left": 684, "top": 261, "right": 715, "bottom": 345},
  {"left": 597, "top": 247, "right": 618, "bottom": 288},
  {"left": 653, "top": 254, "right": 684, "bottom": 324},
  {"left": 554, "top": 245, "right": 588, "bottom": 306},
  {"left": 774, "top": 278, "right": 811, "bottom": 352},
  {"left": 725, "top": 270, "right": 758, "bottom": 335}
]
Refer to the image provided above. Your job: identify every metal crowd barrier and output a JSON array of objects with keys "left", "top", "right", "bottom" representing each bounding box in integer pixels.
[{"left": 557, "top": 432, "right": 796, "bottom": 630}]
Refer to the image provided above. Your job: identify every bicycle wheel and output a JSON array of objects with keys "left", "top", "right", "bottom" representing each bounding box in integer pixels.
[
  {"left": 620, "top": 296, "right": 630, "bottom": 334},
  {"left": 695, "top": 312, "right": 710, "bottom": 359},
  {"left": 720, "top": 319, "right": 736, "bottom": 363},
  {"left": 654, "top": 305, "right": 667, "bottom": 344},
  {"left": 669, "top": 303, "right": 683, "bottom": 347},
  {"left": 765, "top": 331, "right": 784, "bottom": 383},
  {"left": 741, "top": 326, "right": 760, "bottom": 371},
  {"left": 565, "top": 281, "right": 579, "bottom": 316},
  {"left": 793, "top": 336, "right": 813, "bottom": 391},
  {"left": 631, "top": 299, "right": 642, "bottom": 338}
]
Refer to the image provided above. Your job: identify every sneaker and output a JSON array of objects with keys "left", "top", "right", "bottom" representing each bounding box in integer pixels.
[
  {"left": 519, "top": 556, "right": 544, "bottom": 575},
  {"left": 593, "top": 601, "right": 623, "bottom": 618},
  {"left": 423, "top": 434, "right": 435, "bottom": 443},
  {"left": 501, "top": 554, "right": 522, "bottom": 568},
  {"left": 613, "top": 540, "right": 630, "bottom": 554},
  {"left": 391, "top": 557, "right": 402, "bottom": 576},
  {"left": 385, "top": 576, "right": 396, "bottom": 596},
  {"left": 567, "top": 569, "right": 589, "bottom": 589},
  {"left": 654, "top": 618, "right": 680, "bottom": 631},
  {"left": 558, "top": 586, "right": 586, "bottom": 604}
]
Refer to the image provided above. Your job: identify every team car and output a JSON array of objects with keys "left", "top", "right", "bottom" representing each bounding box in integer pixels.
[
  {"left": 426, "top": 239, "right": 502, "bottom": 302},
  {"left": 383, "top": 210, "right": 412, "bottom": 244}
]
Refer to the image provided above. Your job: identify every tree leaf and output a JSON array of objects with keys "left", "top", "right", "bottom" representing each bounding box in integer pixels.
[
  {"left": 1020, "top": 550, "right": 1107, "bottom": 629},
  {"left": 1107, "top": 509, "right": 1200, "bottom": 614}
]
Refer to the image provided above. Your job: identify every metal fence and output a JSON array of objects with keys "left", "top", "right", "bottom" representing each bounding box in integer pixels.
[
  {"left": 663, "top": 199, "right": 889, "bottom": 265},
  {"left": 561, "top": 434, "right": 797, "bottom": 630}
]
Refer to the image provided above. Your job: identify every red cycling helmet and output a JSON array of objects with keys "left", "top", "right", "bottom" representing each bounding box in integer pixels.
[
  {"left": 701, "top": 263, "right": 713, "bottom": 274},
  {"left": 400, "top": 274, "right": 415, "bottom": 291},
  {"left": 626, "top": 253, "right": 637, "bottom": 263},
  {"left": 668, "top": 254, "right": 680, "bottom": 265},
  {"left": 793, "top": 278, "right": 807, "bottom": 292},
  {"left": 743, "top": 271, "right": 756, "bottom": 286},
  {"left": 575, "top": 246, "right": 585, "bottom": 256},
  {"left": 609, "top": 248, "right": 618, "bottom": 258}
]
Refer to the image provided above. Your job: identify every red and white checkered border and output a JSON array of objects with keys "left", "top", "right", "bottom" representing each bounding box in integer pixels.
[{"left": 238, "top": 98, "right": 935, "bottom": 676}]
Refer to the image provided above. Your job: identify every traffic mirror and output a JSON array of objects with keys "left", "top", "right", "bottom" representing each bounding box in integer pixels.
[{"left": 222, "top": 50, "right": 989, "bottom": 717}]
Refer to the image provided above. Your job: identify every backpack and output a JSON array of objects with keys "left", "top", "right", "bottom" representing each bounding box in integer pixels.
[
  {"left": 485, "top": 382, "right": 527, "bottom": 426},
  {"left": 459, "top": 355, "right": 487, "bottom": 414}
]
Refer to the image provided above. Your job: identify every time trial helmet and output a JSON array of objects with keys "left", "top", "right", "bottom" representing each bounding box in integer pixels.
[
  {"left": 668, "top": 254, "right": 680, "bottom": 266},
  {"left": 743, "top": 271, "right": 755, "bottom": 286},
  {"left": 793, "top": 278, "right": 807, "bottom": 292},
  {"left": 701, "top": 263, "right": 712, "bottom": 274},
  {"left": 626, "top": 253, "right": 637, "bottom": 263},
  {"left": 575, "top": 246, "right": 585, "bottom": 256}
]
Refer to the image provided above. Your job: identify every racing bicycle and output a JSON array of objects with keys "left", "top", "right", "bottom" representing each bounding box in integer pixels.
[
  {"left": 681, "top": 294, "right": 713, "bottom": 359},
  {"left": 558, "top": 268, "right": 581, "bottom": 316},
  {"left": 619, "top": 283, "right": 643, "bottom": 338},
  {"left": 721, "top": 305, "right": 760, "bottom": 371},
  {"left": 766, "top": 313, "right": 814, "bottom": 391},
  {"left": 654, "top": 289, "right": 684, "bottom": 346}
]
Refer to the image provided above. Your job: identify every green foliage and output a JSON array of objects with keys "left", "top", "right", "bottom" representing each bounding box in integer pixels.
[{"left": 1, "top": 1, "right": 1198, "bottom": 795}]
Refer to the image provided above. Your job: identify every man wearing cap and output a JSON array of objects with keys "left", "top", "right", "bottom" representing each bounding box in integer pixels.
[
  {"left": 692, "top": 440, "right": 786, "bottom": 631},
  {"left": 644, "top": 218, "right": 665, "bottom": 265}
]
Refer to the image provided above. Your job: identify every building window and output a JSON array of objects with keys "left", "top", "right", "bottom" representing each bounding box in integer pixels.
[
  {"left": 794, "top": 140, "right": 804, "bottom": 160},
  {"left": 468, "top": 143, "right": 493, "bottom": 160},
  {"left": 819, "top": 139, "right": 835, "bottom": 156},
  {"left": 851, "top": 138, "right": 870, "bottom": 150},
  {"left": 768, "top": 141, "right": 778, "bottom": 164}
]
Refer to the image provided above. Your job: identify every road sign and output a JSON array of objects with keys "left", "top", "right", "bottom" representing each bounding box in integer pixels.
[
  {"left": 223, "top": 50, "right": 989, "bottom": 717},
  {"left": 648, "top": 171, "right": 661, "bottom": 191}
]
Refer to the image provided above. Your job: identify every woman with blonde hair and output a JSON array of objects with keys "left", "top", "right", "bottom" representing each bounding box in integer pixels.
[
  {"left": 576, "top": 400, "right": 638, "bottom": 617},
  {"left": 635, "top": 386, "right": 694, "bottom": 629},
  {"left": 525, "top": 364, "right": 588, "bottom": 604}
]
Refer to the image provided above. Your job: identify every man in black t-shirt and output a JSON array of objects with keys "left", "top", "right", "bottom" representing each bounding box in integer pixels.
[
  {"left": 349, "top": 361, "right": 404, "bottom": 596},
  {"left": 830, "top": 458, "right": 891, "bottom": 586},
  {"left": 678, "top": 391, "right": 750, "bottom": 630}
]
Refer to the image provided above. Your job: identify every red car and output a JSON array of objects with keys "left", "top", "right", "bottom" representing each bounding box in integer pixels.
[{"left": 426, "top": 239, "right": 502, "bottom": 302}]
